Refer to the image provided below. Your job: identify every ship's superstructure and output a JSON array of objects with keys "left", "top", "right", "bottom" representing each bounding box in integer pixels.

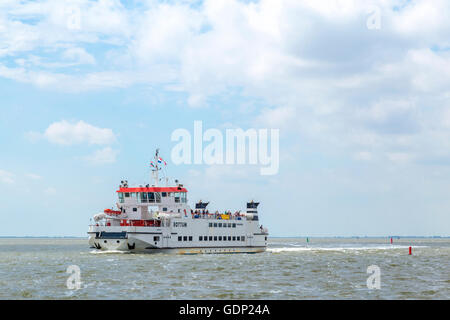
[{"left": 88, "top": 150, "right": 268, "bottom": 254}]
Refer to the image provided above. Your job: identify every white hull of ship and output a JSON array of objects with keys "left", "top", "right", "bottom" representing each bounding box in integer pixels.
[
  {"left": 88, "top": 218, "right": 268, "bottom": 254},
  {"left": 89, "top": 235, "right": 266, "bottom": 254}
]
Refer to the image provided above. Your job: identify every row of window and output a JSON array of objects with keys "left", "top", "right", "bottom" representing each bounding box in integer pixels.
[
  {"left": 118, "top": 192, "right": 187, "bottom": 204},
  {"left": 178, "top": 236, "right": 193, "bottom": 241},
  {"left": 201, "top": 236, "right": 245, "bottom": 242},
  {"left": 128, "top": 207, "right": 183, "bottom": 213},
  {"left": 177, "top": 235, "right": 246, "bottom": 242},
  {"left": 209, "top": 222, "right": 237, "bottom": 228},
  {"left": 173, "top": 222, "right": 187, "bottom": 227}
]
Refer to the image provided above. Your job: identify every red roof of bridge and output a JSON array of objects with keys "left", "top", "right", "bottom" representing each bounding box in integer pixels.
[{"left": 116, "top": 187, "right": 188, "bottom": 193}]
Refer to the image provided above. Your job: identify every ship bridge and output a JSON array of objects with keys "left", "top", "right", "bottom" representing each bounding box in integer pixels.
[
  {"left": 114, "top": 184, "right": 189, "bottom": 221},
  {"left": 117, "top": 186, "right": 188, "bottom": 204}
]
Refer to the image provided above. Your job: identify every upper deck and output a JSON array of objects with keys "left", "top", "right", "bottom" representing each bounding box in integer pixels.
[{"left": 117, "top": 186, "right": 188, "bottom": 193}]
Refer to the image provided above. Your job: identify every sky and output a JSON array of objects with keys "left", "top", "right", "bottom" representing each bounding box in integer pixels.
[{"left": 1, "top": 0, "right": 450, "bottom": 237}]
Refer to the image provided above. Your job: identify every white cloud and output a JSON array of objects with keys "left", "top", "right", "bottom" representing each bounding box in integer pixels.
[
  {"left": 255, "top": 106, "right": 296, "bottom": 129},
  {"left": 0, "top": 170, "right": 15, "bottom": 184},
  {"left": 44, "top": 120, "right": 116, "bottom": 145},
  {"left": 3, "top": 0, "right": 450, "bottom": 166},
  {"left": 84, "top": 147, "right": 119, "bottom": 165},
  {"left": 392, "top": 0, "right": 450, "bottom": 40},
  {"left": 61, "top": 47, "right": 95, "bottom": 65},
  {"left": 25, "top": 173, "right": 42, "bottom": 180},
  {"left": 386, "top": 152, "right": 415, "bottom": 164},
  {"left": 354, "top": 152, "right": 373, "bottom": 161},
  {"left": 187, "top": 93, "right": 206, "bottom": 108},
  {"left": 43, "top": 187, "right": 57, "bottom": 195}
]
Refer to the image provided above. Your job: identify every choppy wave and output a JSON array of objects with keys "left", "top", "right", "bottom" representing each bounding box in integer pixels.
[{"left": 1, "top": 237, "right": 448, "bottom": 299}]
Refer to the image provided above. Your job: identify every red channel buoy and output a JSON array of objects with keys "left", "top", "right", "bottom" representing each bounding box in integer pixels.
[{"left": 409, "top": 246, "right": 412, "bottom": 255}]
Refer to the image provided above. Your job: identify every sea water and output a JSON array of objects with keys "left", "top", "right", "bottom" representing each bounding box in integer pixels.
[{"left": 0, "top": 237, "right": 448, "bottom": 299}]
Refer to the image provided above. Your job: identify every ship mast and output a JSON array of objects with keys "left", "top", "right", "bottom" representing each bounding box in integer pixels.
[{"left": 151, "top": 148, "right": 161, "bottom": 186}]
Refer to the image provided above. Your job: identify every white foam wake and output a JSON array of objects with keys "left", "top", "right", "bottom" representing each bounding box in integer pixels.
[
  {"left": 89, "top": 249, "right": 129, "bottom": 254},
  {"left": 268, "top": 245, "right": 427, "bottom": 253}
]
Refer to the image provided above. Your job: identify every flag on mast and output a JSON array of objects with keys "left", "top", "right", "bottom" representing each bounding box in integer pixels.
[{"left": 158, "top": 157, "right": 167, "bottom": 165}]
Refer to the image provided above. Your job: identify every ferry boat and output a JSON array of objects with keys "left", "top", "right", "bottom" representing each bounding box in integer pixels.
[{"left": 88, "top": 150, "right": 269, "bottom": 254}]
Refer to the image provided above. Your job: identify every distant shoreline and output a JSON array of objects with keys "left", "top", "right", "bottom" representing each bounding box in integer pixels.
[{"left": 0, "top": 236, "right": 449, "bottom": 239}]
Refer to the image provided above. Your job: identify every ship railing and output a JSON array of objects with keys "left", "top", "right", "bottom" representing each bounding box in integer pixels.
[
  {"left": 119, "top": 219, "right": 162, "bottom": 227},
  {"left": 90, "top": 220, "right": 162, "bottom": 227},
  {"left": 190, "top": 213, "right": 245, "bottom": 221}
]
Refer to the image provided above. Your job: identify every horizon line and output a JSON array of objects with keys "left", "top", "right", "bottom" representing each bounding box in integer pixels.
[{"left": 0, "top": 235, "right": 449, "bottom": 239}]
